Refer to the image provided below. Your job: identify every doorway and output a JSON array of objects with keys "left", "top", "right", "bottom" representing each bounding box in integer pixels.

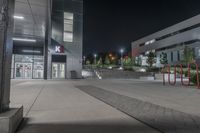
[{"left": 52, "top": 63, "right": 65, "bottom": 79}]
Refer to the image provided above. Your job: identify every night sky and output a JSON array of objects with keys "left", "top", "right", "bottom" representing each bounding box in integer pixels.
[{"left": 83, "top": 0, "right": 200, "bottom": 55}]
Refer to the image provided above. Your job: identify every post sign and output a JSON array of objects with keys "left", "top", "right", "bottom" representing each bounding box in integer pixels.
[{"left": 55, "top": 46, "right": 64, "bottom": 53}]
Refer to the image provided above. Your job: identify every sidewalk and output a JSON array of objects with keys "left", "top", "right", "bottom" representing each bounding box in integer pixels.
[
  {"left": 75, "top": 79, "right": 200, "bottom": 133},
  {"left": 10, "top": 80, "right": 159, "bottom": 133},
  {"left": 78, "top": 79, "right": 200, "bottom": 116}
]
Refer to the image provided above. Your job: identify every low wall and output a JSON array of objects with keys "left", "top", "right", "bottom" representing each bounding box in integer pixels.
[{"left": 96, "top": 69, "right": 153, "bottom": 79}]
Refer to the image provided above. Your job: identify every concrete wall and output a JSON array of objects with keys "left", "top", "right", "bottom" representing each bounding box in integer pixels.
[{"left": 97, "top": 69, "right": 153, "bottom": 79}]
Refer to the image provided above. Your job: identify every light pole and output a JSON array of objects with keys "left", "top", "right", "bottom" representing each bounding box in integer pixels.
[
  {"left": 83, "top": 56, "right": 86, "bottom": 65},
  {"left": 120, "top": 49, "right": 124, "bottom": 68},
  {"left": 94, "top": 54, "right": 97, "bottom": 65}
]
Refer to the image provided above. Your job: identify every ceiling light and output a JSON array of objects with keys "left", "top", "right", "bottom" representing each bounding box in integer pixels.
[
  {"left": 13, "top": 38, "right": 36, "bottom": 42},
  {"left": 22, "top": 50, "right": 41, "bottom": 53},
  {"left": 14, "top": 15, "right": 24, "bottom": 19}
]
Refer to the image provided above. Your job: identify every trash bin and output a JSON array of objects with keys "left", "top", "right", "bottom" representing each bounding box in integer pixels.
[{"left": 70, "top": 70, "right": 77, "bottom": 79}]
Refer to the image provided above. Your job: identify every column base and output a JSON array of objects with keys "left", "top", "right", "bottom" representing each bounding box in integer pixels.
[{"left": 0, "top": 106, "right": 23, "bottom": 133}]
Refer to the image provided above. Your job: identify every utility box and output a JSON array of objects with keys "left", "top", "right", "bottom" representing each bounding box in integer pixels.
[{"left": 71, "top": 70, "right": 77, "bottom": 79}]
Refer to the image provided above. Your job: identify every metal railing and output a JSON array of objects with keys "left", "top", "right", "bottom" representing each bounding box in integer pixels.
[{"left": 162, "top": 63, "right": 200, "bottom": 89}]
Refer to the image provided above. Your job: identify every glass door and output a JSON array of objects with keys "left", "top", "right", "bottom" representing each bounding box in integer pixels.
[
  {"left": 52, "top": 63, "right": 65, "bottom": 79},
  {"left": 15, "top": 63, "right": 32, "bottom": 79}
]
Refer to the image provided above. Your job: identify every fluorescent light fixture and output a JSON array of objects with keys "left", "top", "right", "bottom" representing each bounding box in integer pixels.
[
  {"left": 13, "top": 38, "right": 36, "bottom": 42},
  {"left": 14, "top": 15, "right": 24, "bottom": 19},
  {"left": 22, "top": 50, "right": 41, "bottom": 54}
]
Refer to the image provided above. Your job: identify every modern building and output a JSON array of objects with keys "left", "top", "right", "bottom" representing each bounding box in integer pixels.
[
  {"left": 12, "top": 0, "right": 83, "bottom": 79},
  {"left": 132, "top": 14, "right": 200, "bottom": 67}
]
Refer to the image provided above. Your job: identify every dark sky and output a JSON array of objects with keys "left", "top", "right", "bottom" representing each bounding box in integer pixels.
[{"left": 83, "top": 0, "right": 200, "bottom": 55}]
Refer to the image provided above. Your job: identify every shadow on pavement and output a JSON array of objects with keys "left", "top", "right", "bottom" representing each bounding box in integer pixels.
[{"left": 17, "top": 122, "right": 159, "bottom": 133}]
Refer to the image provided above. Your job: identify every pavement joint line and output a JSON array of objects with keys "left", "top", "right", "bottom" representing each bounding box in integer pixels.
[
  {"left": 76, "top": 85, "right": 164, "bottom": 133},
  {"left": 17, "top": 84, "right": 46, "bottom": 129},
  {"left": 26, "top": 85, "right": 45, "bottom": 116},
  {"left": 76, "top": 85, "right": 200, "bottom": 133}
]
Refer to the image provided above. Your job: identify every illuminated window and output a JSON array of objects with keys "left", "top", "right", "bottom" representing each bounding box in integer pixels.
[
  {"left": 63, "top": 12, "right": 73, "bottom": 42},
  {"left": 198, "top": 48, "right": 200, "bottom": 57}
]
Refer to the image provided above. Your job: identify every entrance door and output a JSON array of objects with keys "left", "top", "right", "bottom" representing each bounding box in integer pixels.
[
  {"left": 15, "top": 63, "right": 32, "bottom": 79},
  {"left": 52, "top": 63, "right": 65, "bottom": 79}
]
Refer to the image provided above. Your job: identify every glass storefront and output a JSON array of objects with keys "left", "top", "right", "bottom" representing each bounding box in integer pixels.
[{"left": 11, "top": 54, "right": 44, "bottom": 79}]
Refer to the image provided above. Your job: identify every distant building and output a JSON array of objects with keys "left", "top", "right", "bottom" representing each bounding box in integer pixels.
[
  {"left": 132, "top": 14, "right": 200, "bottom": 67},
  {"left": 12, "top": 0, "right": 83, "bottom": 79}
]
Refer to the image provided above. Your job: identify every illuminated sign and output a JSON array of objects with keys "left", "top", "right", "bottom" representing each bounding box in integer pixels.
[{"left": 55, "top": 46, "right": 64, "bottom": 53}]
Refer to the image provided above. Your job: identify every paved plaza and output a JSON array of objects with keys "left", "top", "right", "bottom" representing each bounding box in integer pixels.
[{"left": 10, "top": 79, "right": 200, "bottom": 133}]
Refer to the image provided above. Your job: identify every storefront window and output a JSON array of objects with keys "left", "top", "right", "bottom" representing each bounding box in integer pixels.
[
  {"left": 12, "top": 54, "right": 44, "bottom": 79},
  {"left": 198, "top": 48, "right": 200, "bottom": 57}
]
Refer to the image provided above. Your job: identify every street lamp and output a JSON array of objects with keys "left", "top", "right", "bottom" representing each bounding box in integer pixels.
[
  {"left": 94, "top": 54, "right": 97, "bottom": 65},
  {"left": 120, "top": 49, "right": 124, "bottom": 68},
  {"left": 83, "top": 56, "right": 86, "bottom": 65}
]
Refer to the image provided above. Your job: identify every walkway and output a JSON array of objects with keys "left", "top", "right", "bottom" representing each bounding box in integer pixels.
[{"left": 11, "top": 80, "right": 159, "bottom": 133}]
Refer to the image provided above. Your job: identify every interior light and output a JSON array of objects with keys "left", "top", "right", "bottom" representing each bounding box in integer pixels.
[
  {"left": 13, "top": 38, "right": 36, "bottom": 42},
  {"left": 22, "top": 50, "right": 41, "bottom": 53},
  {"left": 14, "top": 15, "right": 24, "bottom": 19}
]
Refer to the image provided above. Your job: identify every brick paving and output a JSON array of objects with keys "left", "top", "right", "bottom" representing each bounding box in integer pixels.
[{"left": 77, "top": 85, "right": 200, "bottom": 133}]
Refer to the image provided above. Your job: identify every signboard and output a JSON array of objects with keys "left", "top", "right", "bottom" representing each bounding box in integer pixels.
[{"left": 55, "top": 46, "right": 64, "bottom": 53}]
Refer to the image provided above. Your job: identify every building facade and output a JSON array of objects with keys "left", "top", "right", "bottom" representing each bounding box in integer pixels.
[
  {"left": 132, "top": 14, "right": 200, "bottom": 67},
  {"left": 12, "top": 0, "right": 83, "bottom": 79}
]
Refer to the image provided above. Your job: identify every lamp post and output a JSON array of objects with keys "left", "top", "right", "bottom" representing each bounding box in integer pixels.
[
  {"left": 83, "top": 56, "right": 86, "bottom": 65},
  {"left": 94, "top": 54, "right": 97, "bottom": 65},
  {"left": 120, "top": 49, "right": 124, "bottom": 68}
]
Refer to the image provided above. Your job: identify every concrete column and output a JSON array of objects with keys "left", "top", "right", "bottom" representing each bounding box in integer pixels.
[
  {"left": 0, "top": 0, "right": 15, "bottom": 113},
  {"left": 44, "top": 0, "right": 52, "bottom": 79}
]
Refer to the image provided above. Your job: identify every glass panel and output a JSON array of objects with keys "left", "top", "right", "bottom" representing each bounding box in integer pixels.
[
  {"left": 33, "top": 56, "right": 44, "bottom": 79},
  {"left": 24, "top": 64, "right": 32, "bottom": 79},
  {"left": 13, "top": 55, "right": 44, "bottom": 79},
  {"left": 64, "top": 19, "right": 73, "bottom": 25},
  {"left": 64, "top": 32, "right": 73, "bottom": 42},
  {"left": 198, "top": 48, "right": 200, "bottom": 57},
  {"left": 52, "top": 64, "right": 58, "bottom": 78},
  {"left": 15, "top": 63, "right": 32, "bottom": 79},
  {"left": 15, "top": 63, "right": 23, "bottom": 78},
  {"left": 64, "top": 12, "right": 73, "bottom": 20},
  {"left": 52, "top": 63, "right": 65, "bottom": 79},
  {"left": 15, "top": 55, "right": 33, "bottom": 63},
  {"left": 64, "top": 24, "right": 73, "bottom": 32},
  {"left": 60, "top": 64, "right": 65, "bottom": 78}
]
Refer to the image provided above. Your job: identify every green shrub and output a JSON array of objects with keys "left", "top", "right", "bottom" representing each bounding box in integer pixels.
[
  {"left": 147, "top": 67, "right": 160, "bottom": 73},
  {"left": 190, "top": 73, "right": 200, "bottom": 85},
  {"left": 123, "top": 66, "right": 135, "bottom": 71}
]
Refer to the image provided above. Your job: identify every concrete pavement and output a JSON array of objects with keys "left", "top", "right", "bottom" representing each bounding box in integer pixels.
[
  {"left": 10, "top": 79, "right": 200, "bottom": 133},
  {"left": 10, "top": 80, "right": 159, "bottom": 133},
  {"left": 77, "top": 79, "right": 200, "bottom": 116}
]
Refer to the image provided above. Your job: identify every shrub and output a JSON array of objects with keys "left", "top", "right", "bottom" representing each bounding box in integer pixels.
[
  {"left": 147, "top": 67, "right": 160, "bottom": 73},
  {"left": 190, "top": 73, "right": 200, "bottom": 85},
  {"left": 123, "top": 66, "right": 135, "bottom": 71}
]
